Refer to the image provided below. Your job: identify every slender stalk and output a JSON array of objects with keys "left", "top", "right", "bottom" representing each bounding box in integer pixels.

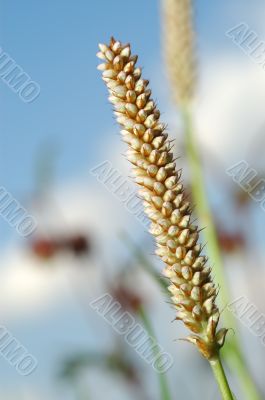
[
  {"left": 138, "top": 306, "right": 172, "bottom": 400},
  {"left": 182, "top": 103, "right": 232, "bottom": 315},
  {"left": 226, "top": 347, "right": 262, "bottom": 400},
  {"left": 182, "top": 103, "right": 261, "bottom": 399},
  {"left": 210, "top": 355, "right": 234, "bottom": 400}
]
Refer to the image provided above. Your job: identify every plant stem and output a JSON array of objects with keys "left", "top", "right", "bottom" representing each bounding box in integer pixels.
[
  {"left": 182, "top": 103, "right": 232, "bottom": 317},
  {"left": 181, "top": 103, "right": 261, "bottom": 399},
  {"left": 138, "top": 305, "right": 172, "bottom": 400},
  {"left": 226, "top": 346, "right": 262, "bottom": 400},
  {"left": 210, "top": 354, "right": 234, "bottom": 400}
]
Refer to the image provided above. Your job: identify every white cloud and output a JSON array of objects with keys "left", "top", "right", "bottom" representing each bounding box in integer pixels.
[
  {"left": 194, "top": 54, "right": 265, "bottom": 168},
  {"left": 0, "top": 181, "right": 135, "bottom": 320}
]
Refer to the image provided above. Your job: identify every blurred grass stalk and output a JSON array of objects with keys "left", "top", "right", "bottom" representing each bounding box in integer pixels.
[
  {"left": 162, "top": 0, "right": 261, "bottom": 398},
  {"left": 182, "top": 104, "right": 260, "bottom": 400},
  {"left": 138, "top": 305, "right": 172, "bottom": 400}
]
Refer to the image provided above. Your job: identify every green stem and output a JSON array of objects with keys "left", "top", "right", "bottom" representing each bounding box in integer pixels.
[
  {"left": 182, "top": 103, "right": 261, "bottom": 399},
  {"left": 121, "top": 233, "right": 262, "bottom": 399},
  {"left": 210, "top": 354, "right": 234, "bottom": 400},
  {"left": 138, "top": 306, "right": 172, "bottom": 400},
  {"left": 182, "top": 104, "right": 232, "bottom": 316},
  {"left": 225, "top": 346, "right": 261, "bottom": 400}
]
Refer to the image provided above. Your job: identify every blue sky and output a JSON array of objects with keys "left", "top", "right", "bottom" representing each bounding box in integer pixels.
[
  {"left": 0, "top": 0, "right": 253, "bottom": 194},
  {"left": 1, "top": 1, "right": 265, "bottom": 398},
  {"left": 0, "top": 0, "right": 260, "bottom": 244}
]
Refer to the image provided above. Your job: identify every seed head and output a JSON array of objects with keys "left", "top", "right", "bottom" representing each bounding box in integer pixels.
[
  {"left": 97, "top": 37, "right": 227, "bottom": 359},
  {"left": 162, "top": 0, "right": 196, "bottom": 104}
]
